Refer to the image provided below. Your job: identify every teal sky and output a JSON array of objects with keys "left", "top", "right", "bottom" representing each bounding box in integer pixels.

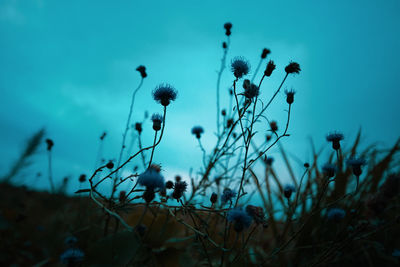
[{"left": 1, "top": 0, "right": 399, "bottom": 194}]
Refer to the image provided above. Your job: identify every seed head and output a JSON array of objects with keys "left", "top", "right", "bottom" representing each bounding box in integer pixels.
[
  {"left": 60, "top": 248, "right": 84, "bottom": 265},
  {"left": 327, "top": 208, "right": 345, "bottom": 222},
  {"left": 322, "top": 163, "right": 336, "bottom": 178},
  {"left": 326, "top": 132, "right": 344, "bottom": 150},
  {"left": 165, "top": 180, "right": 174, "bottom": 189},
  {"left": 224, "top": 22, "right": 232, "bottom": 36},
  {"left": 285, "top": 61, "right": 301, "bottom": 74},
  {"left": 284, "top": 89, "right": 296, "bottom": 104},
  {"left": 346, "top": 157, "right": 366, "bottom": 177},
  {"left": 243, "top": 80, "right": 260, "bottom": 99},
  {"left": 45, "top": 139, "right": 54, "bottom": 151},
  {"left": 227, "top": 208, "right": 252, "bottom": 232},
  {"left": 142, "top": 189, "right": 155, "bottom": 203},
  {"left": 221, "top": 188, "right": 236, "bottom": 203},
  {"left": 261, "top": 48, "right": 271, "bottom": 59},
  {"left": 191, "top": 126, "right": 204, "bottom": 139},
  {"left": 138, "top": 166, "right": 165, "bottom": 190},
  {"left": 264, "top": 60, "right": 276, "bottom": 77},
  {"left": 266, "top": 156, "right": 274, "bottom": 166},
  {"left": 78, "top": 174, "right": 86, "bottom": 183},
  {"left": 222, "top": 42, "right": 227, "bottom": 49},
  {"left": 106, "top": 161, "right": 114, "bottom": 169},
  {"left": 283, "top": 184, "right": 296, "bottom": 198},
  {"left": 136, "top": 65, "right": 147, "bottom": 78},
  {"left": 151, "top": 113, "right": 163, "bottom": 131},
  {"left": 172, "top": 181, "right": 188, "bottom": 200},
  {"left": 152, "top": 84, "right": 177, "bottom": 106},
  {"left": 135, "top": 122, "right": 142, "bottom": 134},
  {"left": 270, "top": 121, "right": 278, "bottom": 132},
  {"left": 221, "top": 109, "right": 226, "bottom": 116},
  {"left": 231, "top": 57, "right": 250, "bottom": 79}
]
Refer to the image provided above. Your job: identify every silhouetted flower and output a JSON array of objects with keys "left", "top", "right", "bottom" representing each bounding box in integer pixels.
[
  {"left": 266, "top": 134, "right": 272, "bottom": 142},
  {"left": 151, "top": 113, "right": 163, "bottom": 131},
  {"left": 175, "top": 175, "right": 182, "bottom": 182},
  {"left": 243, "top": 82, "right": 260, "bottom": 99},
  {"left": 136, "top": 65, "right": 147, "bottom": 78},
  {"left": 46, "top": 139, "right": 54, "bottom": 151},
  {"left": 100, "top": 132, "right": 107, "bottom": 140},
  {"left": 165, "top": 180, "right": 174, "bottom": 189},
  {"left": 60, "top": 248, "right": 84, "bottom": 265},
  {"left": 222, "top": 42, "right": 227, "bottom": 49},
  {"left": 322, "top": 163, "right": 336, "bottom": 178},
  {"left": 270, "top": 121, "right": 278, "bottom": 132},
  {"left": 142, "top": 189, "right": 155, "bottom": 203},
  {"left": 210, "top": 193, "right": 218, "bottom": 204},
  {"left": 261, "top": 48, "right": 271, "bottom": 59},
  {"left": 347, "top": 157, "right": 366, "bottom": 176},
  {"left": 283, "top": 184, "right": 296, "bottom": 198},
  {"left": 221, "top": 109, "right": 226, "bottom": 116},
  {"left": 231, "top": 57, "right": 250, "bottom": 79},
  {"left": 326, "top": 132, "right": 344, "bottom": 150},
  {"left": 264, "top": 60, "right": 276, "bottom": 77},
  {"left": 285, "top": 89, "right": 296, "bottom": 104},
  {"left": 228, "top": 208, "right": 252, "bottom": 232},
  {"left": 138, "top": 166, "right": 165, "bottom": 190},
  {"left": 222, "top": 188, "right": 236, "bottom": 203},
  {"left": 78, "top": 174, "right": 86, "bottom": 183},
  {"left": 224, "top": 22, "right": 232, "bottom": 36},
  {"left": 191, "top": 126, "right": 204, "bottom": 139},
  {"left": 327, "top": 208, "right": 345, "bottom": 222},
  {"left": 106, "top": 161, "right": 114, "bottom": 169},
  {"left": 172, "top": 181, "right": 188, "bottom": 200},
  {"left": 285, "top": 61, "right": 301, "bottom": 74},
  {"left": 227, "top": 118, "right": 234, "bottom": 128},
  {"left": 135, "top": 122, "right": 142, "bottom": 134},
  {"left": 246, "top": 205, "right": 265, "bottom": 224},
  {"left": 152, "top": 84, "right": 177, "bottom": 106},
  {"left": 304, "top": 162, "right": 310, "bottom": 168}
]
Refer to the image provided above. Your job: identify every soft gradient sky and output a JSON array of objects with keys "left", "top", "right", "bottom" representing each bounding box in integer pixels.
[{"left": 1, "top": 0, "right": 399, "bottom": 194}]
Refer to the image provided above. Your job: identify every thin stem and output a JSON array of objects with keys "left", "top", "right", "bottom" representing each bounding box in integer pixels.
[
  {"left": 148, "top": 131, "right": 158, "bottom": 168},
  {"left": 47, "top": 150, "right": 55, "bottom": 193}
]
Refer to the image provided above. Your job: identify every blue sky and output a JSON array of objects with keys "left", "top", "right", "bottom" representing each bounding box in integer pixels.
[{"left": 1, "top": 0, "right": 399, "bottom": 195}]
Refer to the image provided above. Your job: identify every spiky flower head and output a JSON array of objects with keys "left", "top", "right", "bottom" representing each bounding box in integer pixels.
[
  {"left": 283, "top": 184, "right": 296, "bottom": 198},
  {"left": 138, "top": 166, "right": 165, "bottom": 190},
  {"left": 261, "top": 48, "right": 271, "bottom": 59},
  {"left": 224, "top": 22, "right": 232, "bottom": 36},
  {"left": 165, "top": 180, "right": 174, "bottom": 189},
  {"left": 284, "top": 89, "right": 296, "bottom": 104},
  {"left": 221, "top": 188, "right": 236, "bottom": 203},
  {"left": 191, "top": 126, "right": 204, "bottom": 139},
  {"left": 285, "top": 61, "right": 301, "bottom": 74},
  {"left": 326, "top": 131, "right": 344, "bottom": 150},
  {"left": 136, "top": 65, "right": 147, "bottom": 78},
  {"left": 152, "top": 84, "right": 177, "bottom": 106},
  {"left": 227, "top": 208, "right": 252, "bottom": 232},
  {"left": 172, "top": 181, "right": 188, "bottom": 200},
  {"left": 60, "top": 248, "right": 84, "bottom": 265},
  {"left": 327, "top": 208, "right": 345, "bottom": 222},
  {"left": 322, "top": 163, "right": 336, "bottom": 178},
  {"left": 231, "top": 57, "right": 250, "bottom": 79},
  {"left": 264, "top": 60, "right": 276, "bottom": 77},
  {"left": 243, "top": 80, "right": 260, "bottom": 99},
  {"left": 347, "top": 157, "right": 366, "bottom": 176},
  {"left": 151, "top": 113, "right": 163, "bottom": 131}
]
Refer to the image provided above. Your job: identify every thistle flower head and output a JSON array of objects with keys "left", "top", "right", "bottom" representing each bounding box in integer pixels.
[
  {"left": 78, "top": 174, "right": 86, "bottom": 183},
  {"left": 264, "top": 60, "right": 276, "bottom": 77},
  {"left": 60, "top": 248, "right": 84, "bottom": 265},
  {"left": 227, "top": 208, "right": 252, "bottom": 232},
  {"left": 284, "top": 89, "right": 296, "bottom": 104},
  {"left": 138, "top": 166, "right": 165, "bottom": 190},
  {"left": 135, "top": 122, "right": 142, "bottom": 134},
  {"left": 347, "top": 157, "right": 366, "bottom": 176},
  {"left": 152, "top": 84, "right": 177, "bottom": 106},
  {"left": 106, "top": 161, "right": 114, "bottom": 169},
  {"left": 243, "top": 81, "right": 260, "bottom": 99},
  {"left": 191, "top": 126, "right": 204, "bottom": 139},
  {"left": 266, "top": 156, "right": 274, "bottom": 166},
  {"left": 165, "top": 180, "right": 174, "bottom": 189},
  {"left": 46, "top": 138, "right": 54, "bottom": 151},
  {"left": 221, "top": 188, "right": 236, "bottom": 203},
  {"left": 327, "top": 208, "right": 346, "bottom": 222},
  {"left": 172, "top": 181, "right": 188, "bottom": 200},
  {"left": 283, "top": 184, "right": 296, "bottom": 198},
  {"left": 224, "top": 22, "right": 232, "bottom": 36},
  {"left": 326, "top": 131, "right": 344, "bottom": 150},
  {"left": 136, "top": 65, "right": 147, "bottom": 78},
  {"left": 261, "top": 48, "right": 271, "bottom": 59},
  {"left": 322, "top": 163, "right": 337, "bottom": 178},
  {"left": 210, "top": 192, "right": 218, "bottom": 204},
  {"left": 151, "top": 113, "right": 163, "bottom": 131},
  {"left": 270, "top": 121, "right": 278, "bottom": 132},
  {"left": 231, "top": 57, "right": 250, "bottom": 79},
  {"left": 285, "top": 61, "right": 301, "bottom": 74}
]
